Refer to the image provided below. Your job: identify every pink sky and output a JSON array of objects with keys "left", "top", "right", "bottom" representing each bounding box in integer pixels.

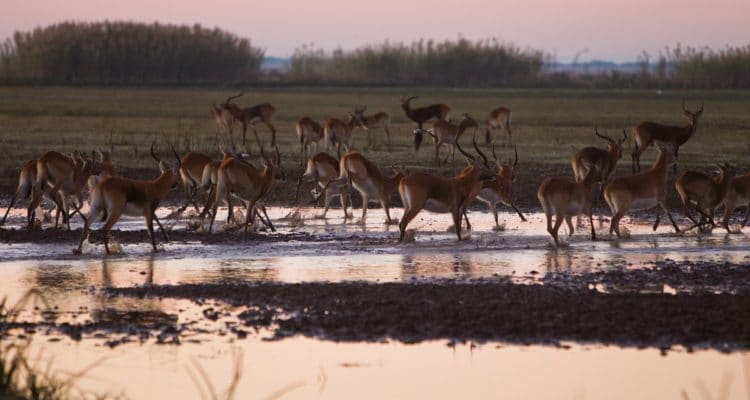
[{"left": 2, "top": 0, "right": 749, "bottom": 62}]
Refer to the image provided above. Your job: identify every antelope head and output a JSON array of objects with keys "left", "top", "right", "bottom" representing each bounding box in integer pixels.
[
  {"left": 150, "top": 142, "right": 182, "bottom": 188},
  {"left": 682, "top": 100, "right": 704, "bottom": 128},
  {"left": 492, "top": 143, "right": 519, "bottom": 182},
  {"left": 595, "top": 127, "right": 628, "bottom": 160}
]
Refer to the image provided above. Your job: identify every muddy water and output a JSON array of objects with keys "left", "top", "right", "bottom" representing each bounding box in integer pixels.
[{"left": 2, "top": 206, "right": 750, "bottom": 399}]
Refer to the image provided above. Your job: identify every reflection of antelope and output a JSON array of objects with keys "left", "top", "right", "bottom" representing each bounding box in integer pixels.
[
  {"left": 296, "top": 117, "right": 325, "bottom": 164},
  {"left": 339, "top": 151, "right": 405, "bottom": 224},
  {"left": 352, "top": 106, "right": 391, "bottom": 149},
  {"left": 721, "top": 173, "right": 750, "bottom": 232},
  {"left": 401, "top": 96, "right": 450, "bottom": 130},
  {"left": 295, "top": 152, "right": 351, "bottom": 218},
  {"left": 221, "top": 93, "right": 277, "bottom": 147},
  {"left": 675, "top": 162, "right": 736, "bottom": 230},
  {"left": 537, "top": 170, "right": 597, "bottom": 247},
  {"left": 474, "top": 144, "right": 526, "bottom": 228},
  {"left": 324, "top": 113, "right": 360, "bottom": 156},
  {"left": 74, "top": 143, "right": 181, "bottom": 255},
  {"left": 632, "top": 101, "right": 703, "bottom": 173},
  {"left": 484, "top": 106, "right": 512, "bottom": 146},
  {"left": 413, "top": 113, "right": 478, "bottom": 165},
  {"left": 605, "top": 146, "right": 680, "bottom": 238}
]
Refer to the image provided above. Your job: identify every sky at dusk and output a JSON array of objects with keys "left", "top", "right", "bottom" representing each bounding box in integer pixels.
[{"left": 2, "top": 0, "right": 749, "bottom": 62}]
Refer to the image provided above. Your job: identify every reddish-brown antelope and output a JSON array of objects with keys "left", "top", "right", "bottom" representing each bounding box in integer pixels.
[
  {"left": 92, "top": 150, "right": 116, "bottom": 178},
  {"left": 296, "top": 117, "right": 325, "bottom": 164},
  {"left": 675, "top": 162, "right": 736, "bottom": 230},
  {"left": 572, "top": 129, "right": 628, "bottom": 185},
  {"left": 720, "top": 173, "right": 750, "bottom": 232},
  {"left": 30, "top": 151, "right": 94, "bottom": 229},
  {"left": 324, "top": 113, "right": 361, "bottom": 156},
  {"left": 413, "top": 113, "right": 478, "bottom": 165},
  {"left": 295, "top": 152, "right": 351, "bottom": 218},
  {"left": 221, "top": 93, "right": 278, "bottom": 147},
  {"left": 208, "top": 147, "right": 281, "bottom": 239},
  {"left": 484, "top": 106, "right": 513, "bottom": 146},
  {"left": 398, "top": 133, "right": 493, "bottom": 242},
  {"left": 537, "top": 169, "right": 597, "bottom": 247},
  {"left": 352, "top": 106, "right": 392, "bottom": 150},
  {"left": 339, "top": 151, "right": 404, "bottom": 224},
  {"left": 74, "top": 143, "right": 182, "bottom": 255},
  {"left": 1, "top": 159, "right": 38, "bottom": 227},
  {"left": 604, "top": 146, "right": 680, "bottom": 238},
  {"left": 474, "top": 144, "right": 526, "bottom": 228},
  {"left": 401, "top": 96, "right": 451, "bottom": 132},
  {"left": 176, "top": 151, "right": 214, "bottom": 213},
  {"left": 632, "top": 101, "right": 703, "bottom": 174}
]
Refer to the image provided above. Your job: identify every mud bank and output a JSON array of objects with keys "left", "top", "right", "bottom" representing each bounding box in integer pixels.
[{"left": 105, "top": 280, "right": 750, "bottom": 351}]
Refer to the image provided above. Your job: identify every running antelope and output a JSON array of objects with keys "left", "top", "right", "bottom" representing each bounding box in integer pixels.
[
  {"left": 339, "top": 151, "right": 404, "bottom": 224},
  {"left": 352, "top": 106, "right": 392, "bottom": 149},
  {"left": 324, "top": 113, "right": 360, "bottom": 156},
  {"left": 401, "top": 96, "right": 451, "bottom": 131},
  {"left": 208, "top": 147, "right": 281, "bottom": 239},
  {"left": 30, "top": 151, "right": 94, "bottom": 229},
  {"left": 221, "top": 93, "right": 278, "bottom": 147},
  {"left": 632, "top": 101, "right": 703, "bottom": 174},
  {"left": 296, "top": 117, "right": 325, "bottom": 164},
  {"left": 721, "top": 173, "right": 750, "bottom": 232},
  {"left": 73, "top": 143, "right": 181, "bottom": 255},
  {"left": 295, "top": 152, "right": 351, "bottom": 218},
  {"left": 604, "top": 146, "right": 680, "bottom": 238},
  {"left": 675, "top": 162, "right": 736, "bottom": 230},
  {"left": 572, "top": 128, "right": 628, "bottom": 215},
  {"left": 176, "top": 151, "right": 214, "bottom": 213},
  {"left": 413, "top": 113, "right": 478, "bottom": 165},
  {"left": 398, "top": 133, "right": 493, "bottom": 242},
  {"left": 474, "top": 144, "right": 526, "bottom": 228},
  {"left": 537, "top": 169, "right": 597, "bottom": 247},
  {"left": 484, "top": 106, "right": 513, "bottom": 146}
]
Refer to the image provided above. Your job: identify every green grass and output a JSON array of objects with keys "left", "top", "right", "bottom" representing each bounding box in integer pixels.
[{"left": 0, "top": 87, "right": 748, "bottom": 174}]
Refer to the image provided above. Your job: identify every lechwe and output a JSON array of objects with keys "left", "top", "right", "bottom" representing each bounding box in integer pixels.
[
  {"left": 74, "top": 143, "right": 181, "bottom": 255},
  {"left": 1, "top": 159, "right": 39, "bottom": 227},
  {"left": 338, "top": 151, "right": 405, "bottom": 224},
  {"left": 295, "top": 152, "right": 351, "bottom": 218},
  {"left": 221, "top": 92, "right": 277, "bottom": 147},
  {"left": 675, "top": 162, "right": 736, "bottom": 231},
  {"left": 401, "top": 96, "right": 451, "bottom": 131},
  {"left": 632, "top": 100, "right": 703, "bottom": 174},
  {"left": 398, "top": 133, "right": 494, "bottom": 242},
  {"left": 571, "top": 128, "right": 628, "bottom": 217},
  {"left": 474, "top": 144, "right": 526, "bottom": 229},
  {"left": 324, "top": 112, "right": 361, "bottom": 156},
  {"left": 175, "top": 150, "right": 214, "bottom": 213},
  {"left": 296, "top": 117, "right": 325, "bottom": 164},
  {"left": 484, "top": 106, "right": 513, "bottom": 146},
  {"left": 413, "top": 113, "right": 479, "bottom": 165},
  {"left": 604, "top": 146, "right": 680, "bottom": 238},
  {"left": 720, "top": 172, "right": 750, "bottom": 232},
  {"left": 29, "top": 150, "right": 94, "bottom": 229},
  {"left": 537, "top": 169, "right": 598, "bottom": 247},
  {"left": 352, "top": 106, "right": 392, "bottom": 150}
]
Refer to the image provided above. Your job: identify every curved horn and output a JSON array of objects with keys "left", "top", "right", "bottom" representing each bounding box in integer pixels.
[
  {"left": 513, "top": 145, "right": 518, "bottom": 167},
  {"left": 150, "top": 141, "right": 161, "bottom": 163},
  {"left": 224, "top": 92, "right": 244, "bottom": 105},
  {"left": 682, "top": 99, "right": 688, "bottom": 113},
  {"left": 619, "top": 129, "right": 628, "bottom": 144},
  {"left": 454, "top": 130, "right": 476, "bottom": 164},
  {"left": 595, "top": 127, "right": 615, "bottom": 144},
  {"left": 275, "top": 145, "right": 281, "bottom": 167},
  {"left": 170, "top": 144, "right": 182, "bottom": 169},
  {"left": 491, "top": 141, "right": 498, "bottom": 161},
  {"left": 471, "top": 130, "right": 490, "bottom": 168},
  {"left": 404, "top": 96, "right": 417, "bottom": 104}
]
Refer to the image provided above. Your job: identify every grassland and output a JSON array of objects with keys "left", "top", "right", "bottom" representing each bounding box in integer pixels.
[{"left": 0, "top": 87, "right": 748, "bottom": 204}]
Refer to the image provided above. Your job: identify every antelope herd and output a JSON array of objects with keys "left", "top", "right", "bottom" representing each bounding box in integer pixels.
[{"left": 2, "top": 94, "right": 748, "bottom": 254}]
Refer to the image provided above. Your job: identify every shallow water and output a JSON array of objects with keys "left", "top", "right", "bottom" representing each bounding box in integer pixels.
[{"left": 2, "top": 206, "right": 749, "bottom": 399}]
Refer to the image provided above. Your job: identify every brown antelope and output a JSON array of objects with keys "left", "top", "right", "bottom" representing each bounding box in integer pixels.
[
  {"left": 208, "top": 147, "right": 281, "bottom": 239},
  {"left": 604, "top": 146, "right": 680, "bottom": 238},
  {"left": 398, "top": 133, "right": 493, "bottom": 242},
  {"left": 73, "top": 143, "right": 182, "bottom": 255},
  {"left": 29, "top": 151, "right": 94, "bottom": 229},
  {"left": 176, "top": 151, "right": 214, "bottom": 213},
  {"left": 211, "top": 103, "right": 234, "bottom": 143},
  {"left": 675, "top": 163, "right": 736, "bottom": 230},
  {"left": 324, "top": 113, "right": 360, "bottom": 156},
  {"left": 537, "top": 169, "right": 597, "bottom": 247},
  {"left": 474, "top": 144, "right": 526, "bottom": 228},
  {"left": 339, "top": 151, "right": 404, "bottom": 224},
  {"left": 720, "top": 173, "right": 750, "bottom": 232},
  {"left": 572, "top": 129, "right": 628, "bottom": 185},
  {"left": 296, "top": 117, "right": 325, "bottom": 164},
  {"left": 93, "top": 150, "right": 115, "bottom": 178},
  {"left": 484, "top": 106, "right": 513, "bottom": 146},
  {"left": 632, "top": 101, "right": 703, "bottom": 174},
  {"left": 295, "top": 152, "right": 351, "bottom": 218},
  {"left": 413, "top": 113, "right": 478, "bottom": 165},
  {"left": 1, "top": 159, "right": 38, "bottom": 227},
  {"left": 221, "top": 93, "right": 277, "bottom": 147},
  {"left": 401, "top": 96, "right": 451, "bottom": 132},
  {"left": 352, "top": 106, "right": 392, "bottom": 149}
]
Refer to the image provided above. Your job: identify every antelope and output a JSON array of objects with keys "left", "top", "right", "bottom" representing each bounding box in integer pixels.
[
  {"left": 484, "top": 106, "right": 513, "bottom": 146},
  {"left": 604, "top": 146, "right": 680, "bottom": 238},
  {"left": 211, "top": 103, "right": 234, "bottom": 143},
  {"left": 537, "top": 169, "right": 597, "bottom": 247},
  {"left": 401, "top": 96, "right": 451, "bottom": 132},
  {"left": 338, "top": 151, "right": 405, "bottom": 224},
  {"left": 221, "top": 93, "right": 277, "bottom": 147},
  {"left": 675, "top": 163, "right": 736, "bottom": 230},
  {"left": 295, "top": 152, "right": 351, "bottom": 218},
  {"left": 474, "top": 144, "right": 526, "bottom": 228},
  {"left": 92, "top": 150, "right": 116, "bottom": 178},
  {"left": 1, "top": 159, "right": 38, "bottom": 227},
  {"left": 73, "top": 143, "right": 182, "bottom": 255},
  {"left": 324, "top": 113, "right": 360, "bottom": 156},
  {"left": 296, "top": 117, "right": 325, "bottom": 164},
  {"left": 413, "top": 113, "right": 478, "bottom": 165},
  {"left": 352, "top": 106, "right": 392, "bottom": 150},
  {"left": 632, "top": 101, "right": 703, "bottom": 174},
  {"left": 208, "top": 146, "right": 281, "bottom": 239},
  {"left": 720, "top": 173, "right": 750, "bottom": 232},
  {"left": 572, "top": 129, "right": 628, "bottom": 185},
  {"left": 29, "top": 151, "right": 94, "bottom": 229},
  {"left": 176, "top": 151, "right": 214, "bottom": 213},
  {"left": 398, "top": 133, "right": 493, "bottom": 242}
]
